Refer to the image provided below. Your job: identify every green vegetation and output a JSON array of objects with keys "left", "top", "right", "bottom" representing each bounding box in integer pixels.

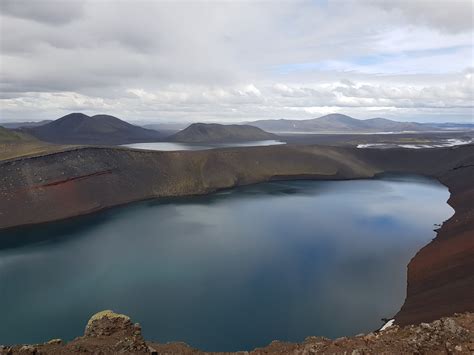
[
  {"left": 0, "top": 126, "right": 73, "bottom": 161},
  {"left": 0, "top": 126, "right": 37, "bottom": 143}
]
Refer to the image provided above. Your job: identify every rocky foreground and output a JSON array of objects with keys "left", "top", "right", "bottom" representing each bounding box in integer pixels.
[{"left": 1, "top": 310, "right": 473, "bottom": 354}]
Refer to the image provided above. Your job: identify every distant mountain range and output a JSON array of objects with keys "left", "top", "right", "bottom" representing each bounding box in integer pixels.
[
  {"left": 168, "top": 123, "right": 277, "bottom": 143},
  {"left": 2, "top": 113, "right": 472, "bottom": 146},
  {"left": 1, "top": 120, "right": 54, "bottom": 129},
  {"left": 248, "top": 114, "right": 439, "bottom": 133},
  {"left": 0, "top": 126, "right": 38, "bottom": 143},
  {"left": 22, "top": 113, "right": 164, "bottom": 145}
]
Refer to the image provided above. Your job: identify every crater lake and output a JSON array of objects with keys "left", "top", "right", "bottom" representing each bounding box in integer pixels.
[{"left": 0, "top": 175, "right": 453, "bottom": 351}]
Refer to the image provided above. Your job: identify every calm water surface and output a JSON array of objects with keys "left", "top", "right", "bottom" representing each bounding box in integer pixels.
[
  {"left": 0, "top": 176, "right": 452, "bottom": 351},
  {"left": 122, "top": 140, "right": 284, "bottom": 151}
]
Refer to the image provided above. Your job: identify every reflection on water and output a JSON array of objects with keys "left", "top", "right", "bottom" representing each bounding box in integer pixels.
[
  {"left": 121, "top": 140, "right": 285, "bottom": 151},
  {"left": 0, "top": 177, "right": 452, "bottom": 351}
]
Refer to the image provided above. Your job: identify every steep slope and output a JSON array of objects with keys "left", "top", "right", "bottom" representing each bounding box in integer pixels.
[
  {"left": 26, "top": 113, "right": 163, "bottom": 145},
  {"left": 168, "top": 123, "right": 277, "bottom": 143},
  {"left": 251, "top": 114, "right": 430, "bottom": 133}
]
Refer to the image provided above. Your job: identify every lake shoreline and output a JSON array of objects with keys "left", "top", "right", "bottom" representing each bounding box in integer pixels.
[
  {"left": 1, "top": 177, "right": 449, "bottom": 349},
  {"left": 0, "top": 144, "right": 473, "bottom": 345}
]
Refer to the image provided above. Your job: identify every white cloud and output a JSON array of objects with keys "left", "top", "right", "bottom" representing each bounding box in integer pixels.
[
  {"left": 2, "top": 73, "right": 472, "bottom": 123},
  {"left": 0, "top": 0, "right": 473, "bottom": 123},
  {"left": 0, "top": 0, "right": 84, "bottom": 25},
  {"left": 365, "top": 0, "right": 473, "bottom": 33}
]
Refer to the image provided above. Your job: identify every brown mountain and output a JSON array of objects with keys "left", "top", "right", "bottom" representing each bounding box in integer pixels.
[
  {"left": 168, "top": 123, "right": 277, "bottom": 143},
  {"left": 25, "top": 113, "right": 163, "bottom": 145}
]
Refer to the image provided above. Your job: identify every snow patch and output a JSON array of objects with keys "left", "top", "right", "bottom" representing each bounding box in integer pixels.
[
  {"left": 357, "top": 138, "right": 473, "bottom": 149},
  {"left": 380, "top": 319, "right": 395, "bottom": 331}
]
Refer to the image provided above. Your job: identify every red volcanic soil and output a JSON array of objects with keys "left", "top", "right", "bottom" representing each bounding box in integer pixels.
[{"left": 395, "top": 165, "right": 474, "bottom": 325}]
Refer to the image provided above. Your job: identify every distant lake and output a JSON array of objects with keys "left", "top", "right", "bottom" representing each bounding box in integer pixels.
[
  {"left": 122, "top": 140, "right": 284, "bottom": 151},
  {"left": 0, "top": 176, "right": 452, "bottom": 351}
]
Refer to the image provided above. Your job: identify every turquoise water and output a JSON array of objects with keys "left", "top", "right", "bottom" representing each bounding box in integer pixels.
[{"left": 0, "top": 176, "right": 452, "bottom": 351}]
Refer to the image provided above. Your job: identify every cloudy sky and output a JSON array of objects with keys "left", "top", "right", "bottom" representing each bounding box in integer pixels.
[{"left": 0, "top": 0, "right": 473, "bottom": 124}]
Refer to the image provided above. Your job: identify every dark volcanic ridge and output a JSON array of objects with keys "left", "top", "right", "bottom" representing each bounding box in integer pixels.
[
  {"left": 168, "top": 122, "right": 278, "bottom": 143},
  {"left": 2, "top": 310, "right": 473, "bottom": 354},
  {"left": 23, "top": 113, "right": 164, "bottom": 145}
]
